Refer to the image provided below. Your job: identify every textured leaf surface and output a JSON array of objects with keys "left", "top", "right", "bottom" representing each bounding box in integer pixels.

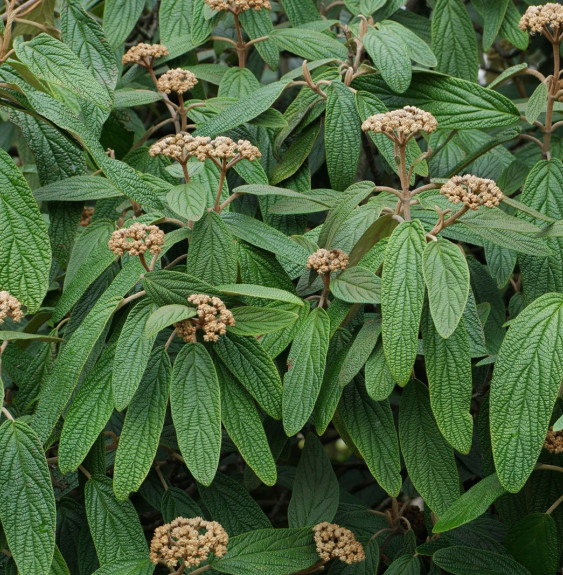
[
  {"left": 114, "top": 348, "right": 171, "bottom": 499},
  {"left": 171, "top": 343, "right": 221, "bottom": 486},
  {"left": 423, "top": 238, "right": 469, "bottom": 338},
  {"left": 167, "top": 182, "right": 208, "bottom": 222},
  {"left": 271, "top": 29, "right": 347, "bottom": 60},
  {"left": 283, "top": 307, "right": 331, "bottom": 436},
  {"left": 229, "top": 306, "right": 298, "bottom": 336},
  {"left": 433, "top": 546, "right": 530, "bottom": 575},
  {"left": 288, "top": 433, "right": 339, "bottom": 527},
  {"left": 490, "top": 293, "right": 563, "bottom": 492},
  {"left": 218, "top": 283, "right": 303, "bottom": 306},
  {"left": 145, "top": 304, "right": 196, "bottom": 337},
  {"left": 161, "top": 487, "right": 202, "bottom": 523},
  {"left": 0, "top": 421, "right": 56, "bottom": 575},
  {"left": 330, "top": 267, "right": 381, "bottom": 304},
  {"left": 91, "top": 559, "right": 154, "bottom": 575},
  {"left": 85, "top": 476, "right": 147, "bottom": 565},
  {"left": 338, "top": 318, "right": 381, "bottom": 387},
  {"left": 0, "top": 148, "right": 51, "bottom": 312},
  {"left": 103, "top": 0, "right": 145, "bottom": 48},
  {"left": 338, "top": 377, "right": 401, "bottom": 496},
  {"left": 381, "top": 221, "right": 426, "bottom": 385},
  {"left": 399, "top": 380, "right": 460, "bottom": 515}
]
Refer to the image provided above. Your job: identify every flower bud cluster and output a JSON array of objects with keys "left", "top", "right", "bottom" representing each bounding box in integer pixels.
[
  {"left": 150, "top": 516, "right": 228, "bottom": 569},
  {"left": 361, "top": 106, "right": 437, "bottom": 143},
  {"left": 108, "top": 223, "right": 165, "bottom": 257},
  {"left": 519, "top": 4, "right": 563, "bottom": 35},
  {"left": 544, "top": 430, "right": 563, "bottom": 454},
  {"left": 122, "top": 43, "right": 169, "bottom": 66},
  {"left": 440, "top": 174, "right": 503, "bottom": 210},
  {"left": 204, "top": 0, "right": 271, "bottom": 12},
  {"left": 307, "top": 249, "right": 349, "bottom": 275},
  {"left": 175, "top": 294, "right": 235, "bottom": 342},
  {"left": 157, "top": 68, "right": 198, "bottom": 95},
  {"left": 313, "top": 522, "right": 365, "bottom": 564},
  {"left": 0, "top": 291, "right": 24, "bottom": 325}
]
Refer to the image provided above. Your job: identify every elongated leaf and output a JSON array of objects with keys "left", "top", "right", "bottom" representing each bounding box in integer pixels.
[
  {"left": 15, "top": 34, "right": 110, "bottom": 109},
  {"left": 216, "top": 363, "right": 277, "bottom": 486},
  {"left": 0, "top": 148, "right": 51, "bottom": 312},
  {"left": 283, "top": 307, "right": 331, "bottom": 436},
  {"left": 364, "top": 341, "right": 395, "bottom": 401},
  {"left": 338, "top": 376, "right": 402, "bottom": 496},
  {"left": 112, "top": 299, "right": 158, "bottom": 410},
  {"left": 103, "top": 0, "right": 145, "bottom": 49},
  {"left": 214, "top": 333, "right": 283, "bottom": 419},
  {"left": 490, "top": 292, "right": 563, "bottom": 492},
  {"left": 433, "top": 473, "right": 506, "bottom": 533},
  {"left": 378, "top": 20, "right": 437, "bottom": 67},
  {"left": 270, "top": 29, "right": 347, "bottom": 60},
  {"left": 218, "top": 283, "right": 303, "bottom": 306},
  {"left": 145, "top": 304, "right": 196, "bottom": 337},
  {"left": 433, "top": 546, "right": 530, "bottom": 575},
  {"left": 381, "top": 221, "right": 426, "bottom": 386},
  {"left": 0, "top": 331, "right": 62, "bottom": 342},
  {"left": 161, "top": 487, "right": 202, "bottom": 523},
  {"left": 399, "top": 380, "right": 460, "bottom": 515},
  {"left": 325, "top": 82, "right": 361, "bottom": 190},
  {"left": 85, "top": 476, "right": 147, "bottom": 565},
  {"left": 114, "top": 348, "right": 171, "bottom": 499},
  {"left": 338, "top": 317, "right": 381, "bottom": 387},
  {"left": 170, "top": 343, "right": 221, "bottom": 486},
  {"left": 35, "top": 177, "right": 122, "bottom": 201},
  {"left": 0, "top": 420, "right": 56, "bottom": 575},
  {"left": 213, "top": 528, "right": 318, "bottom": 575},
  {"left": 431, "top": 0, "right": 479, "bottom": 81},
  {"left": 143, "top": 270, "right": 223, "bottom": 306},
  {"left": 526, "top": 82, "right": 548, "bottom": 125},
  {"left": 229, "top": 306, "right": 298, "bottom": 336},
  {"left": 288, "top": 433, "right": 339, "bottom": 527},
  {"left": 91, "top": 559, "right": 154, "bottom": 575},
  {"left": 167, "top": 181, "right": 208, "bottom": 222},
  {"left": 239, "top": 9, "right": 279, "bottom": 70},
  {"left": 422, "top": 306, "right": 473, "bottom": 454},
  {"left": 330, "top": 267, "right": 381, "bottom": 304},
  {"left": 423, "top": 238, "right": 469, "bottom": 338},
  {"left": 363, "top": 27, "right": 412, "bottom": 93},
  {"left": 58, "top": 345, "right": 116, "bottom": 473}
]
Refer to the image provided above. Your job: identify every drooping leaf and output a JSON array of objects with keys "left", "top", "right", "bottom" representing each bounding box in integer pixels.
[
  {"left": 145, "top": 304, "right": 197, "bottom": 337},
  {"left": 217, "top": 284, "right": 303, "bottom": 306},
  {"left": 432, "top": 546, "right": 530, "bottom": 575},
  {"left": 330, "top": 267, "right": 381, "bottom": 304},
  {"left": 270, "top": 29, "right": 347, "bottom": 61},
  {"left": 364, "top": 341, "right": 395, "bottom": 401},
  {"left": 525, "top": 81, "right": 548, "bottom": 125},
  {"left": 103, "top": 0, "right": 145, "bottom": 49},
  {"left": 90, "top": 559, "right": 154, "bottom": 575},
  {"left": 161, "top": 487, "right": 202, "bottom": 523},
  {"left": 338, "top": 317, "right": 381, "bottom": 387},
  {"left": 228, "top": 306, "right": 298, "bottom": 336}
]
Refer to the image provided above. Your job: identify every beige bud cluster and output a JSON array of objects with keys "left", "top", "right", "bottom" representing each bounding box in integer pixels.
[
  {"left": 122, "top": 43, "right": 169, "bottom": 66},
  {"left": 313, "top": 522, "right": 365, "bottom": 564},
  {"left": 544, "top": 430, "right": 563, "bottom": 454},
  {"left": 204, "top": 0, "right": 271, "bottom": 12},
  {"left": 150, "top": 516, "right": 228, "bottom": 569},
  {"left": 156, "top": 68, "right": 198, "bottom": 95},
  {"left": 108, "top": 223, "right": 165, "bottom": 257},
  {"left": 519, "top": 4, "right": 563, "bottom": 35},
  {"left": 175, "top": 294, "right": 235, "bottom": 342},
  {"left": 80, "top": 206, "right": 94, "bottom": 227},
  {"left": 440, "top": 174, "right": 503, "bottom": 210},
  {"left": 307, "top": 248, "right": 349, "bottom": 275},
  {"left": 361, "top": 106, "right": 437, "bottom": 143},
  {"left": 0, "top": 291, "right": 24, "bottom": 325}
]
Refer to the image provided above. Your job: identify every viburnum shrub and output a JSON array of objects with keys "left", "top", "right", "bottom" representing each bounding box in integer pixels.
[{"left": 1, "top": 0, "right": 563, "bottom": 573}]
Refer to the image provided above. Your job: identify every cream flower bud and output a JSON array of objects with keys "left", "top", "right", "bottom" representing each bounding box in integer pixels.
[
  {"left": 313, "top": 522, "right": 365, "bottom": 564},
  {"left": 440, "top": 174, "right": 503, "bottom": 210}
]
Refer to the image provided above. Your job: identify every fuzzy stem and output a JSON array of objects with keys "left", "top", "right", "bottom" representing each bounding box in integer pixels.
[
  {"left": 214, "top": 159, "right": 228, "bottom": 212},
  {"left": 318, "top": 274, "right": 331, "bottom": 309},
  {"left": 542, "top": 31, "right": 561, "bottom": 158},
  {"left": 397, "top": 143, "right": 411, "bottom": 220},
  {"left": 233, "top": 12, "right": 246, "bottom": 68}
]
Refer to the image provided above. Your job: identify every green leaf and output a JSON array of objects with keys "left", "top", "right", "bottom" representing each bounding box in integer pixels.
[
  {"left": 338, "top": 376, "right": 401, "bottom": 496},
  {"left": 200, "top": 472, "right": 271, "bottom": 536},
  {"left": 214, "top": 333, "right": 283, "bottom": 419},
  {"left": 218, "top": 67, "right": 261, "bottom": 98},
  {"left": 423, "top": 238, "right": 469, "bottom": 338},
  {"left": 490, "top": 293, "right": 563, "bottom": 492},
  {"left": 85, "top": 476, "right": 147, "bottom": 565},
  {"left": 159, "top": 0, "right": 192, "bottom": 43},
  {"left": 325, "top": 82, "right": 361, "bottom": 190},
  {"left": 57, "top": 345, "right": 116, "bottom": 473},
  {"left": 471, "top": 0, "right": 509, "bottom": 51},
  {"left": 288, "top": 433, "right": 339, "bottom": 527},
  {"left": 499, "top": 1, "right": 529, "bottom": 50},
  {"left": 112, "top": 299, "right": 158, "bottom": 411},
  {"left": 283, "top": 307, "right": 331, "bottom": 436},
  {"left": 15, "top": 34, "right": 111, "bottom": 109},
  {"left": 166, "top": 181, "right": 208, "bottom": 222},
  {"left": 0, "top": 331, "right": 62, "bottom": 342},
  {"left": 143, "top": 270, "right": 224, "bottom": 307},
  {"left": 381, "top": 221, "right": 426, "bottom": 386},
  {"left": 433, "top": 546, "right": 531, "bottom": 575},
  {"left": 364, "top": 341, "right": 395, "bottom": 401},
  {"left": 216, "top": 363, "right": 277, "bottom": 486},
  {"left": 378, "top": 20, "right": 437, "bottom": 68},
  {"left": 0, "top": 420, "right": 56, "bottom": 575},
  {"left": 103, "top": 0, "right": 145, "bottom": 49},
  {"left": 170, "top": 343, "right": 221, "bottom": 486},
  {"left": 431, "top": 0, "right": 479, "bottom": 81},
  {"left": 217, "top": 284, "right": 303, "bottom": 307},
  {"left": 363, "top": 27, "right": 412, "bottom": 93},
  {"left": 145, "top": 304, "right": 196, "bottom": 337},
  {"left": 50, "top": 547, "right": 70, "bottom": 575},
  {"left": 433, "top": 473, "right": 506, "bottom": 533},
  {"left": 399, "top": 380, "right": 460, "bottom": 515},
  {"left": 191, "top": 0, "right": 216, "bottom": 45},
  {"left": 270, "top": 29, "right": 347, "bottom": 60},
  {"left": 279, "top": 0, "right": 320, "bottom": 25},
  {"left": 34, "top": 177, "right": 122, "bottom": 201},
  {"left": 338, "top": 317, "right": 381, "bottom": 387},
  {"left": 0, "top": 148, "right": 51, "bottom": 312},
  {"left": 229, "top": 306, "right": 298, "bottom": 336},
  {"left": 213, "top": 527, "right": 318, "bottom": 575},
  {"left": 113, "top": 347, "right": 171, "bottom": 499},
  {"left": 526, "top": 82, "right": 548, "bottom": 125},
  {"left": 91, "top": 559, "right": 154, "bottom": 575},
  {"left": 505, "top": 513, "right": 558, "bottom": 575},
  {"left": 353, "top": 70, "right": 519, "bottom": 129},
  {"left": 421, "top": 305, "right": 473, "bottom": 454},
  {"left": 330, "top": 267, "right": 382, "bottom": 304},
  {"left": 33, "top": 260, "right": 144, "bottom": 443},
  {"left": 161, "top": 487, "right": 202, "bottom": 523},
  {"left": 239, "top": 9, "right": 279, "bottom": 70},
  {"left": 484, "top": 241, "right": 517, "bottom": 289},
  {"left": 384, "top": 555, "right": 421, "bottom": 575},
  {"left": 186, "top": 211, "right": 238, "bottom": 285}
]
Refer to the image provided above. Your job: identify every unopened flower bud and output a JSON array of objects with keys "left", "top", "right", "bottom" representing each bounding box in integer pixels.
[{"left": 313, "top": 522, "right": 365, "bottom": 564}]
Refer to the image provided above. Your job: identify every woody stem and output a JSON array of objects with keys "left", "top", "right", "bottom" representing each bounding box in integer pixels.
[
  {"left": 397, "top": 143, "right": 411, "bottom": 220},
  {"left": 318, "top": 274, "right": 331, "bottom": 309},
  {"left": 233, "top": 12, "right": 246, "bottom": 68},
  {"left": 542, "top": 32, "right": 561, "bottom": 158},
  {"left": 214, "top": 159, "right": 228, "bottom": 213}
]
